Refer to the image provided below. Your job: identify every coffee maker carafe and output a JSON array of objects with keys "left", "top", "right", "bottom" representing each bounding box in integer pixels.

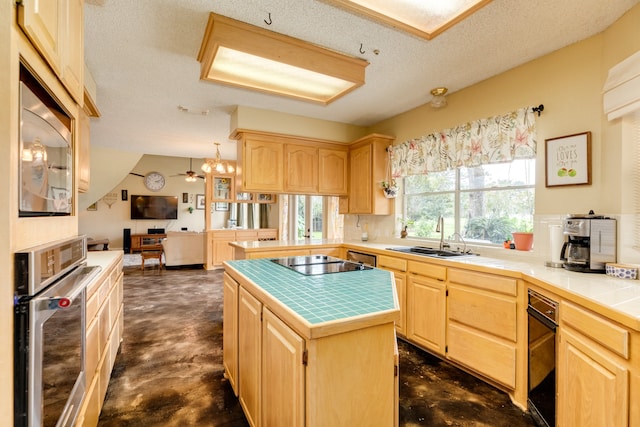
[{"left": 560, "top": 213, "right": 616, "bottom": 273}]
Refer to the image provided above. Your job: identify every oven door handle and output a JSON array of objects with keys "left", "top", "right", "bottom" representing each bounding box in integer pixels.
[{"left": 527, "top": 306, "right": 557, "bottom": 331}]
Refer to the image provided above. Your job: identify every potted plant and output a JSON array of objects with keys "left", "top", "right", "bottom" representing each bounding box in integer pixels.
[
  {"left": 381, "top": 179, "right": 398, "bottom": 198},
  {"left": 511, "top": 230, "right": 534, "bottom": 251}
]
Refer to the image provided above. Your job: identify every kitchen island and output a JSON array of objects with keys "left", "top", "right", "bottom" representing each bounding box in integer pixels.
[{"left": 223, "top": 257, "right": 400, "bottom": 427}]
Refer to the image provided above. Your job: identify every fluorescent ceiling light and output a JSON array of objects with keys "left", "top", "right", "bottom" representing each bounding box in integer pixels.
[
  {"left": 197, "top": 13, "right": 368, "bottom": 104},
  {"left": 325, "top": 0, "right": 492, "bottom": 40}
]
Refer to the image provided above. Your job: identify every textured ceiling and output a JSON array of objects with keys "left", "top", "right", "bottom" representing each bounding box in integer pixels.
[{"left": 84, "top": 0, "right": 639, "bottom": 161}]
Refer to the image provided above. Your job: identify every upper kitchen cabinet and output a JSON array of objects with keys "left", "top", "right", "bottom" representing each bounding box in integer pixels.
[
  {"left": 285, "top": 144, "right": 318, "bottom": 193},
  {"left": 232, "top": 129, "right": 348, "bottom": 196},
  {"left": 348, "top": 134, "right": 394, "bottom": 215},
  {"left": 18, "top": 0, "right": 84, "bottom": 105},
  {"left": 318, "top": 148, "right": 348, "bottom": 195},
  {"left": 242, "top": 137, "right": 285, "bottom": 193}
]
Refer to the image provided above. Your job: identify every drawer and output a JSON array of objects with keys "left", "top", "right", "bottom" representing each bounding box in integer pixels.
[
  {"left": 408, "top": 261, "right": 446, "bottom": 281},
  {"left": 86, "top": 291, "right": 99, "bottom": 323},
  {"left": 448, "top": 284, "right": 517, "bottom": 342},
  {"left": 447, "top": 322, "right": 516, "bottom": 389},
  {"left": 561, "top": 301, "right": 629, "bottom": 359},
  {"left": 378, "top": 255, "right": 407, "bottom": 272},
  {"left": 449, "top": 268, "right": 517, "bottom": 296}
]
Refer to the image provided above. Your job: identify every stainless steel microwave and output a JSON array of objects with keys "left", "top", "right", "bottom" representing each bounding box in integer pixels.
[{"left": 19, "top": 77, "right": 73, "bottom": 217}]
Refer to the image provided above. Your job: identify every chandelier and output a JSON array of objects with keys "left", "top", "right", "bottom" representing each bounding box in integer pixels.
[{"left": 201, "top": 143, "right": 235, "bottom": 174}]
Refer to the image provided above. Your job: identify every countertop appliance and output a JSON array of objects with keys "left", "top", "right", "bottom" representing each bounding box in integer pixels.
[
  {"left": 271, "top": 255, "right": 373, "bottom": 275},
  {"left": 346, "top": 250, "right": 377, "bottom": 267},
  {"left": 527, "top": 289, "right": 558, "bottom": 427},
  {"left": 14, "top": 236, "right": 101, "bottom": 427},
  {"left": 560, "top": 213, "right": 616, "bottom": 273}
]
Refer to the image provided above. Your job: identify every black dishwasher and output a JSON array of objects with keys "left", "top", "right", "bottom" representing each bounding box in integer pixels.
[{"left": 527, "top": 289, "right": 558, "bottom": 427}]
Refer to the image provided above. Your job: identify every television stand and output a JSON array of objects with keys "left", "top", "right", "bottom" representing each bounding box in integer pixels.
[{"left": 130, "top": 233, "right": 167, "bottom": 253}]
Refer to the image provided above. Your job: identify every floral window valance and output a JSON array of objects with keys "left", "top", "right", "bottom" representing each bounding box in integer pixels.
[{"left": 390, "top": 106, "right": 537, "bottom": 178}]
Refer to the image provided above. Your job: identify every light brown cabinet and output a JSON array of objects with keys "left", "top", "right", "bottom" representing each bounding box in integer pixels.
[
  {"left": 208, "top": 229, "right": 278, "bottom": 269},
  {"left": 378, "top": 255, "right": 408, "bottom": 337},
  {"left": 347, "top": 134, "right": 394, "bottom": 215},
  {"left": 285, "top": 144, "right": 318, "bottom": 193},
  {"left": 406, "top": 261, "right": 447, "bottom": 355},
  {"left": 77, "top": 108, "right": 90, "bottom": 192},
  {"left": 318, "top": 148, "right": 348, "bottom": 195},
  {"left": 557, "top": 301, "right": 633, "bottom": 427},
  {"left": 240, "top": 137, "right": 285, "bottom": 193},
  {"left": 262, "top": 308, "right": 305, "bottom": 427},
  {"left": 76, "top": 253, "right": 123, "bottom": 427},
  {"left": 18, "top": 0, "right": 84, "bottom": 104},
  {"left": 446, "top": 269, "right": 518, "bottom": 389},
  {"left": 233, "top": 130, "right": 348, "bottom": 196},
  {"left": 238, "top": 287, "right": 262, "bottom": 427},
  {"left": 223, "top": 273, "right": 239, "bottom": 396}
]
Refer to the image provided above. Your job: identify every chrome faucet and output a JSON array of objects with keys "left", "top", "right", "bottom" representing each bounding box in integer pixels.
[{"left": 435, "top": 216, "right": 448, "bottom": 251}]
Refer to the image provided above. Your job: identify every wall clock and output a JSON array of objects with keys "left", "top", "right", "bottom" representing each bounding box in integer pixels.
[{"left": 144, "top": 171, "right": 165, "bottom": 191}]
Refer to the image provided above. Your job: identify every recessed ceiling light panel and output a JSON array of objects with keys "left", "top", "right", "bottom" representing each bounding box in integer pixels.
[
  {"left": 198, "top": 13, "right": 369, "bottom": 104},
  {"left": 325, "top": 0, "right": 492, "bottom": 40}
]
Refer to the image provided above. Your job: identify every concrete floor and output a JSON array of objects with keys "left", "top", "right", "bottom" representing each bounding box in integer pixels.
[{"left": 97, "top": 263, "right": 536, "bottom": 427}]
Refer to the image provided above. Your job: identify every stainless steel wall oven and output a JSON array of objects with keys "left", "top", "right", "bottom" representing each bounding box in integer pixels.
[{"left": 14, "top": 236, "right": 100, "bottom": 427}]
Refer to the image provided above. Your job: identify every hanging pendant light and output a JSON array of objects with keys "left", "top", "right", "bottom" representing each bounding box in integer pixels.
[{"left": 202, "top": 142, "right": 234, "bottom": 174}]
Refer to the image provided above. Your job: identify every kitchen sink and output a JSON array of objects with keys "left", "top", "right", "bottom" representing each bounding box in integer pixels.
[{"left": 386, "top": 246, "right": 477, "bottom": 258}]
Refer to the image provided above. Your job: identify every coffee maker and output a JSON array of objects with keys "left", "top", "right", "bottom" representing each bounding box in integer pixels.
[{"left": 560, "top": 212, "right": 616, "bottom": 273}]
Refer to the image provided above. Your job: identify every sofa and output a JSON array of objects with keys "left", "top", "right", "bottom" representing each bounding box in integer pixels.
[{"left": 161, "top": 231, "right": 206, "bottom": 267}]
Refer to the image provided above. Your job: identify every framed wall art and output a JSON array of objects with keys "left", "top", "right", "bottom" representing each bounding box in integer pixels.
[
  {"left": 196, "top": 194, "right": 205, "bottom": 210},
  {"left": 215, "top": 202, "right": 229, "bottom": 211},
  {"left": 545, "top": 131, "right": 591, "bottom": 187}
]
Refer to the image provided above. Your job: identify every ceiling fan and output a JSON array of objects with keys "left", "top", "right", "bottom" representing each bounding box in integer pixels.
[{"left": 171, "top": 158, "right": 205, "bottom": 182}]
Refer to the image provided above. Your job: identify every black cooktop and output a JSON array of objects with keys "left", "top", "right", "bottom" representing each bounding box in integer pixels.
[{"left": 270, "top": 255, "right": 373, "bottom": 276}]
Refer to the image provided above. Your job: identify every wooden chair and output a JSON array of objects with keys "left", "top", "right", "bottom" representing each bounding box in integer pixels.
[{"left": 140, "top": 237, "right": 164, "bottom": 272}]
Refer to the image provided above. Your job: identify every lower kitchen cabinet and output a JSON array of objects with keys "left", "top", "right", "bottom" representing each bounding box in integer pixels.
[
  {"left": 223, "top": 273, "right": 239, "bottom": 396},
  {"left": 238, "top": 287, "right": 262, "bottom": 427},
  {"left": 378, "top": 255, "right": 407, "bottom": 337},
  {"left": 446, "top": 268, "right": 518, "bottom": 389},
  {"left": 557, "top": 301, "right": 634, "bottom": 427},
  {"left": 76, "top": 252, "right": 124, "bottom": 427},
  {"left": 262, "top": 308, "right": 305, "bottom": 427},
  {"left": 406, "top": 261, "right": 446, "bottom": 355},
  {"left": 208, "top": 229, "right": 279, "bottom": 269}
]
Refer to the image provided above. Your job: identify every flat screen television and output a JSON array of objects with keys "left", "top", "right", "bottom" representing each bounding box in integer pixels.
[{"left": 130, "top": 195, "right": 178, "bottom": 220}]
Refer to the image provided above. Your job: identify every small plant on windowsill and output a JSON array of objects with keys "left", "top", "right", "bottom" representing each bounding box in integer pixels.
[{"left": 381, "top": 179, "right": 398, "bottom": 198}]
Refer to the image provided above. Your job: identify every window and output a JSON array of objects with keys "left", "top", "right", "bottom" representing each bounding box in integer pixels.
[
  {"left": 403, "top": 159, "right": 535, "bottom": 245},
  {"left": 285, "top": 195, "right": 343, "bottom": 240}
]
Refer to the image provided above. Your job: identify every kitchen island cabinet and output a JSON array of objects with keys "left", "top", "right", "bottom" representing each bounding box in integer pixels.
[{"left": 223, "top": 258, "right": 399, "bottom": 427}]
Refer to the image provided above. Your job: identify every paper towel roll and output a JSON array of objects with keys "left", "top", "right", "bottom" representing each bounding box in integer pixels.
[{"left": 549, "top": 225, "right": 564, "bottom": 264}]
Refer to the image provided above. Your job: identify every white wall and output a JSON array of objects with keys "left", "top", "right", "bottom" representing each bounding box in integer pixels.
[{"left": 79, "top": 154, "right": 210, "bottom": 249}]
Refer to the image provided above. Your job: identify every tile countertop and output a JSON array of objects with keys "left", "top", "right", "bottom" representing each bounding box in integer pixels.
[
  {"left": 224, "top": 257, "right": 399, "bottom": 339},
  {"left": 231, "top": 239, "right": 640, "bottom": 331}
]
